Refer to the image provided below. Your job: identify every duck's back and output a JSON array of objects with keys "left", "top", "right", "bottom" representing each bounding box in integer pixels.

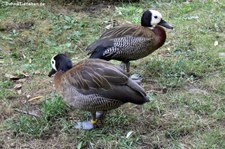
[
  {"left": 59, "top": 59, "right": 149, "bottom": 110},
  {"left": 100, "top": 25, "right": 152, "bottom": 38}
]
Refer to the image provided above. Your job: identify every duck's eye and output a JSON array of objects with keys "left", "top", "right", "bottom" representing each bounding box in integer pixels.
[
  {"left": 52, "top": 61, "right": 54, "bottom": 64},
  {"left": 154, "top": 16, "right": 158, "bottom": 19}
]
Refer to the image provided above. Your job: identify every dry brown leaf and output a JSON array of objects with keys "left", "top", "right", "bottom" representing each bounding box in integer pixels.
[
  {"left": 16, "top": 78, "right": 27, "bottom": 83},
  {"left": 14, "top": 83, "right": 22, "bottom": 90},
  {"left": 5, "top": 73, "right": 20, "bottom": 80},
  {"left": 21, "top": 71, "right": 29, "bottom": 77},
  {"left": 28, "top": 96, "right": 43, "bottom": 102},
  {"left": 34, "top": 70, "right": 41, "bottom": 75}
]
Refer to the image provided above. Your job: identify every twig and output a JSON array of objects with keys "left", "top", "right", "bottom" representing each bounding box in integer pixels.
[{"left": 14, "top": 108, "right": 40, "bottom": 118}]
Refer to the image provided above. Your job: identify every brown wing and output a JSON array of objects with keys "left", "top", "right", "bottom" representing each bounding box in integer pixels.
[
  {"left": 100, "top": 25, "right": 152, "bottom": 39},
  {"left": 63, "top": 59, "right": 148, "bottom": 104}
]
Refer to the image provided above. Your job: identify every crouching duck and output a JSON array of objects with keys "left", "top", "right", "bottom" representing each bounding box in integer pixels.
[
  {"left": 48, "top": 54, "right": 149, "bottom": 130},
  {"left": 86, "top": 9, "right": 173, "bottom": 73}
]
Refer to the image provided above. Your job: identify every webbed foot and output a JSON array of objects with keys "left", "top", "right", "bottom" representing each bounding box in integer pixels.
[
  {"left": 74, "top": 121, "right": 97, "bottom": 130},
  {"left": 129, "top": 73, "right": 143, "bottom": 84},
  {"left": 120, "top": 63, "right": 126, "bottom": 71}
]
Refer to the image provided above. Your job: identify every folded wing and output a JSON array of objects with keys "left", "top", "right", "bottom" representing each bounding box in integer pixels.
[{"left": 64, "top": 59, "right": 149, "bottom": 104}]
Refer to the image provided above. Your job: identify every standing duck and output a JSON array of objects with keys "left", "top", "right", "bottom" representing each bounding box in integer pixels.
[
  {"left": 86, "top": 9, "right": 173, "bottom": 73},
  {"left": 48, "top": 54, "right": 149, "bottom": 130}
]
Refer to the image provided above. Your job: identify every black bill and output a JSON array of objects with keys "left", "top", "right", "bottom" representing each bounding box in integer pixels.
[
  {"left": 159, "top": 19, "right": 173, "bottom": 29},
  {"left": 48, "top": 69, "right": 56, "bottom": 77}
]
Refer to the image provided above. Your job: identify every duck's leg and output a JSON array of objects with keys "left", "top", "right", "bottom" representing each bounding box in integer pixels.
[
  {"left": 96, "top": 111, "right": 107, "bottom": 126},
  {"left": 74, "top": 112, "right": 97, "bottom": 130},
  {"left": 120, "top": 62, "right": 130, "bottom": 74},
  {"left": 120, "top": 61, "right": 143, "bottom": 84},
  {"left": 125, "top": 61, "right": 143, "bottom": 84},
  {"left": 90, "top": 112, "right": 98, "bottom": 128},
  {"left": 125, "top": 62, "right": 130, "bottom": 74}
]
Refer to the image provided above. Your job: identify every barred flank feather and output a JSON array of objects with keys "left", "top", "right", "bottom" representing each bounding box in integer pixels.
[{"left": 86, "top": 25, "right": 166, "bottom": 62}]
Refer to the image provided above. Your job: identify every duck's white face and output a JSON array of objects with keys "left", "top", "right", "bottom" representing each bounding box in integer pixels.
[
  {"left": 149, "top": 10, "right": 162, "bottom": 27},
  {"left": 51, "top": 56, "right": 57, "bottom": 71}
]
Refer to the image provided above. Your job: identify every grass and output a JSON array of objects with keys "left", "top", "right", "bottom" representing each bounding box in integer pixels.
[
  {"left": 4, "top": 95, "right": 69, "bottom": 138},
  {"left": 0, "top": 0, "right": 225, "bottom": 148}
]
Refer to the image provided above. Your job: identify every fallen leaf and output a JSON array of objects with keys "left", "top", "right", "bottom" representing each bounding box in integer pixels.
[
  {"left": 76, "top": 142, "right": 83, "bottom": 149},
  {"left": 34, "top": 70, "right": 41, "bottom": 75},
  {"left": 21, "top": 71, "right": 29, "bottom": 77},
  {"left": 14, "top": 83, "right": 22, "bottom": 90},
  {"left": 214, "top": 41, "right": 218, "bottom": 46},
  {"left": 126, "top": 131, "right": 134, "bottom": 138},
  {"left": 10, "top": 143, "right": 16, "bottom": 148},
  {"left": 28, "top": 96, "right": 43, "bottom": 102},
  {"left": 124, "top": 20, "right": 132, "bottom": 24},
  {"left": 185, "top": 16, "right": 199, "bottom": 20},
  {"left": 14, "top": 108, "right": 40, "bottom": 117},
  {"left": 17, "top": 90, "right": 22, "bottom": 95},
  {"left": 105, "top": 24, "right": 113, "bottom": 30},
  {"left": 29, "top": 109, "right": 40, "bottom": 117},
  {"left": 16, "top": 78, "right": 27, "bottom": 83},
  {"left": 219, "top": 52, "right": 225, "bottom": 57},
  {"left": 23, "top": 54, "right": 26, "bottom": 59},
  {"left": 26, "top": 94, "right": 31, "bottom": 99},
  {"left": 5, "top": 72, "right": 29, "bottom": 80},
  {"left": 5, "top": 73, "right": 20, "bottom": 80}
]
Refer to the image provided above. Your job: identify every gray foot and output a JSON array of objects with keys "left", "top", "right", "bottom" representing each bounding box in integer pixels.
[
  {"left": 120, "top": 63, "right": 126, "bottom": 71},
  {"left": 96, "top": 111, "right": 106, "bottom": 119},
  {"left": 74, "top": 121, "right": 96, "bottom": 130},
  {"left": 129, "top": 73, "right": 143, "bottom": 84}
]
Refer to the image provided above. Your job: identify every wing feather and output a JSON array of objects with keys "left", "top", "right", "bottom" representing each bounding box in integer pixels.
[
  {"left": 62, "top": 59, "right": 148, "bottom": 104},
  {"left": 100, "top": 25, "right": 141, "bottom": 38}
]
